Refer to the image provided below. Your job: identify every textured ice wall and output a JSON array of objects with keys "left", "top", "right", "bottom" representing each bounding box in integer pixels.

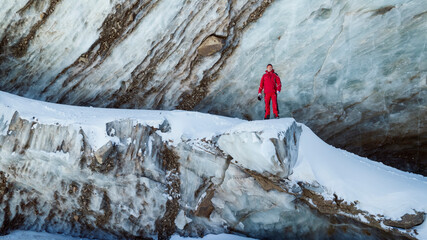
[
  {"left": 0, "top": 92, "right": 423, "bottom": 239},
  {"left": 0, "top": 114, "right": 169, "bottom": 239},
  {"left": 0, "top": 0, "right": 425, "bottom": 174},
  {"left": 0, "top": 110, "right": 327, "bottom": 240}
]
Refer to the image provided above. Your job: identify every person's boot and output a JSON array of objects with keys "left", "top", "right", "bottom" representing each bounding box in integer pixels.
[
  {"left": 274, "top": 114, "right": 279, "bottom": 119},
  {"left": 264, "top": 115, "right": 270, "bottom": 120}
]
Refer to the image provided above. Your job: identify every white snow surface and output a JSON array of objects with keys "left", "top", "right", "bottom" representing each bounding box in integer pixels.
[
  {"left": 1, "top": 90, "right": 427, "bottom": 239},
  {"left": 290, "top": 124, "right": 427, "bottom": 220}
]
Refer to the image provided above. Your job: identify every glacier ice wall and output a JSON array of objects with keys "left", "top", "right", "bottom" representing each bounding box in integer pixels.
[
  {"left": 0, "top": 0, "right": 426, "bottom": 174},
  {"left": 1, "top": 91, "right": 424, "bottom": 239},
  {"left": 0, "top": 109, "right": 326, "bottom": 240}
]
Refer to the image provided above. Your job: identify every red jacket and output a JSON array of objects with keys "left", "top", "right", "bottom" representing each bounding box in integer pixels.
[{"left": 258, "top": 69, "right": 281, "bottom": 94}]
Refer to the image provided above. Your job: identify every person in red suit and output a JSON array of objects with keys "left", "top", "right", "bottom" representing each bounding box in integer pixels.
[{"left": 257, "top": 64, "right": 281, "bottom": 119}]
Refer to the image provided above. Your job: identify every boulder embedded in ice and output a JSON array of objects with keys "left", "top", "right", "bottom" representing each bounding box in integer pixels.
[
  {"left": 198, "top": 35, "right": 225, "bottom": 56},
  {"left": 94, "top": 141, "right": 113, "bottom": 164},
  {"left": 383, "top": 211, "right": 425, "bottom": 229}
]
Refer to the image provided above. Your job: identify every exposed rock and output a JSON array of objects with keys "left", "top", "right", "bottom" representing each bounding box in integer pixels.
[
  {"left": 94, "top": 141, "right": 113, "bottom": 164},
  {"left": 241, "top": 168, "right": 285, "bottom": 193},
  {"left": 194, "top": 186, "right": 215, "bottom": 218},
  {"left": 384, "top": 212, "right": 425, "bottom": 229},
  {"left": 197, "top": 35, "right": 224, "bottom": 56}
]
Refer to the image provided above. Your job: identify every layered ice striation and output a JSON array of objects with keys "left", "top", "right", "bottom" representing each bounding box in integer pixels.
[
  {"left": 0, "top": 0, "right": 425, "bottom": 175},
  {"left": 0, "top": 91, "right": 426, "bottom": 240}
]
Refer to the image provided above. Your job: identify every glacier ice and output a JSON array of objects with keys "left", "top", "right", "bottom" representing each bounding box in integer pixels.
[
  {"left": 0, "top": 0, "right": 425, "bottom": 175},
  {"left": 0, "top": 91, "right": 426, "bottom": 240}
]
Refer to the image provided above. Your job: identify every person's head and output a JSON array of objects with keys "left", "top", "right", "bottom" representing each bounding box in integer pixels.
[{"left": 266, "top": 64, "right": 273, "bottom": 72}]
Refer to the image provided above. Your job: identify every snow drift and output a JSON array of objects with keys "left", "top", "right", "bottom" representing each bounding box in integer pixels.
[{"left": 0, "top": 90, "right": 426, "bottom": 240}]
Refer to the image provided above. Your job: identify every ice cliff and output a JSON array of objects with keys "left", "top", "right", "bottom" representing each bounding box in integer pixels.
[
  {"left": 0, "top": 0, "right": 425, "bottom": 175},
  {"left": 0, "top": 91, "right": 426, "bottom": 240}
]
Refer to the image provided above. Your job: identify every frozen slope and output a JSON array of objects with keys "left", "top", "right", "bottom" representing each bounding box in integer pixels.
[{"left": 0, "top": 90, "right": 426, "bottom": 239}]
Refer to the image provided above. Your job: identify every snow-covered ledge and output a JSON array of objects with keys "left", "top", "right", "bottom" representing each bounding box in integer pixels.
[{"left": 0, "top": 91, "right": 426, "bottom": 240}]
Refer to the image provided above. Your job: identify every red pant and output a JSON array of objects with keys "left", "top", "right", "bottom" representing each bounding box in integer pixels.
[{"left": 264, "top": 92, "right": 278, "bottom": 118}]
